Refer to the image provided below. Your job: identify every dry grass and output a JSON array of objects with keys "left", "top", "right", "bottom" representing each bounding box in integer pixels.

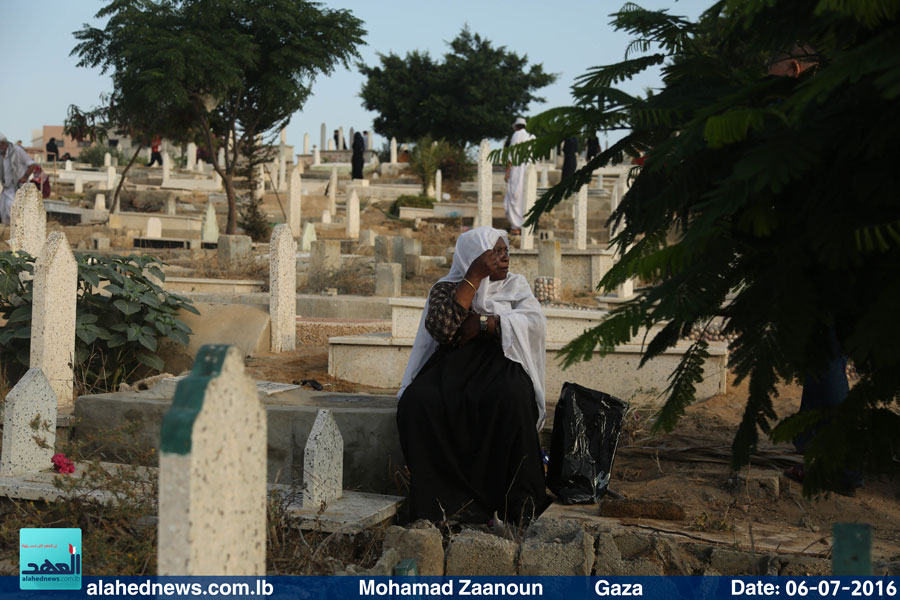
[
  {"left": 304, "top": 257, "right": 374, "bottom": 295},
  {"left": 192, "top": 252, "right": 270, "bottom": 283}
]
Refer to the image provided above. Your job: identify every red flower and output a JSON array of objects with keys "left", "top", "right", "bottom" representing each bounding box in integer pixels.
[{"left": 51, "top": 453, "right": 75, "bottom": 474}]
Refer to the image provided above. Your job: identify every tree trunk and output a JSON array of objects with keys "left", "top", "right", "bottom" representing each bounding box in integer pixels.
[
  {"left": 110, "top": 145, "right": 143, "bottom": 216},
  {"left": 224, "top": 175, "right": 237, "bottom": 233}
]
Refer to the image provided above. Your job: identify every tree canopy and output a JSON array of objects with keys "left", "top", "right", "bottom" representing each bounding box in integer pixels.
[
  {"left": 72, "top": 0, "right": 365, "bottom": 232},
  {"left": 500, "top": 0, "right": 900, "bottom": 494},
  {"left": 359, "top": 28, "right": 556, "bottom": 146}
]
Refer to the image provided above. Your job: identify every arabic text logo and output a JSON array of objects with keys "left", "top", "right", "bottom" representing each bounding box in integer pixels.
[{"left": 19, "top": 528, "right": 82, "bottom": 590}]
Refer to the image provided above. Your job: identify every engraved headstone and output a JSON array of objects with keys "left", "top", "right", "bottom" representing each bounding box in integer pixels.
[
  {"left": 476, "top": 139, "right": 492, "bottom": 228},
  {"left": 30, "top": 232, "right": 77, "bottom": 411},
  {"left": 8, "top": 183, "right": 47, "bottom": 257},
  {"left": 158, "top": 345, "right": 266, "bottom": 575},
  {"left": 300, "top": 221, "right": 317, "bottom": 252},
  {"left": 269, "top": 225, "right": 297, "bottom": 353},
  {"left": 0, "top": 369, "right": 57, "bottom": 477},
  {"left": 303, "top": 409, "right": 343, "bottom": 508},
  {"left": 201, "top": 203, "right": 219, "bottom": 243},
  {"left": 346, "top": 190, "right": 360, "bottom": 240}
]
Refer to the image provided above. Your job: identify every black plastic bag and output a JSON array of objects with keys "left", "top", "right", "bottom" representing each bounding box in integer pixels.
[{"left": 546, "top": 382, "right": 629, "bottom": 504}]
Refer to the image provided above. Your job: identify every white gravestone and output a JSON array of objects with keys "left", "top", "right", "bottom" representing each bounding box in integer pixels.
[
  {"left": 522, "top": 164, "right": 537, "bottom": 250},
  {"left": 0, "top": 368, "right": 58, "bottom": 477},
  {"left": 269, "top": 225, "right": 297, "bottom": 353},
  {"left": 328, "top": 168, "right": 337, "bottom": 215},
  {"left": 64, "top": 160, "right": 72, "bottom": 171},
  {"left": 313, "top": 146, "right": 321, "bottom": 166},
  {"left": 476, "top": 139, "right": 492, "bottom": 228},
  {"left": 30, "top": 232, "right": 77, "bottom": 411},
  {"left": 327, "top": 138, "right": 334, "bottom": 151},
  {"left": 300, "top": 221, "right": 317, "bottom": 252},
  {"left": 106, "top": 166, "right": 116, "bottom": 191},
  {"left": 348, "top": 127, "right": 354, "bottom": 147},
  {"left": 201, "top": 204, "right": 219, "bottom": 243},
  {"left": 366, "top": 131, "right": 373, "bottom": 151},
  {"left": 217, "top": 147, "right": 225, "bottom": 168},
  {"left": 346, "top": 190, "right": 360, "bottom": 240},
  {"left": 287, "top": 165, "right": 302, "bottom": 238},
  {"left": 321, "top": 209, "right": 331, "bottom": 224},
  {"left": 280, "top": 127, "right": 286, "bottom": 144},
  {"left": 540, "top": 165, "right": 549, "bottom": 188},
  {"left": 94, "top": 193, "right": 106, "bottom": 211},
  {"left": 338, "top": 126, "right": 345, "bottom": 150},
  {"left": 390, "top": 137, "right": 397, "bottom": 164},
  {"left": 74, "top": 174, "right": 83, "bottom": 193},
  {"left": 146, "top": 217, "right": 162, "bottom": 239},
  {"left": 320, "top": 122, "right": 327, "bottom": 151},
  {"left": 303, "top": 133, "right": 309, "bottom": 154},
  {"left": 574, "top": 184, "right": 588, "bottom": 250},
  {"left": 104, "top": 152, "right": 111, "bottom": 167},
  {"left": 186, "top": 142, "right": 197, "bottom": 171},
  {"left": 9, "top": 183, "right": 47, "bottom": 257},
  {"left": 435, "top": 169, "right": 442, "bottom": 203},
  {"left": 158, "top": 345, "right": 266, "bottom": 575},
  {"left": 303, "top": 409, "right": 343, "bottom": 509}
]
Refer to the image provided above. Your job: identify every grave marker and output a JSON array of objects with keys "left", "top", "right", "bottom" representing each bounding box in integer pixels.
[
  {"left": 390, "top": 137, "right": 397, "bottom": 164},
  {"left": 540, "top": 165, "right": 549, "bottom": 188},
  {"left": 327, "top": 139, "right": 334, "bottom": 151},
  {"left": 310, "top": 240, "right": 340, "bottom": 274},
  {"left": 288, "top": 165, "right": 302, "bottom": 238},
  {"left": 320, "top": 122, "right": 327, "bottom": 151},
  {"left": 201, "top": 204, "right": 219, "bottom": 243},
  {"left": 217, "top": 147, "right": 225, "bottom": 168},
  {"left": 74, "top": 174, "right": 83, "bottom": 193},
  {"left": 321, "top": 209, "right": 332, "bottom": 224},
  {"left": 338, "top": 126, "right": 345, "bottom": 150},
  {"left": 104, "top": 152, "right": 111, "bottom": 167},
  {"left": 269, "top": 225, "right": 297, "bottom": 353},
  {"left": 574, "top": 184, "right": 588, "bottom": 250},
  {"left": 539, "top": 239, "right": 562, "bottom": 279},
  {"left": 346, "top": 190, "right": 360, "bottom": 239},
  {"left": 303, "top": 409, "right": 343, "bottom": 509},
  {"left": 328, "top": 168, "right": 337, "bottom": 215},
  {"left": 65, "top": 160, "right": 72, "bottom": 171},
  {"left": 476, "top": 139, "right": 492, "bottom": 228},
  {"left": 158, "top": 345, "right": 266, "bottom": 575},
  {"left": 106, "top": 166, "right": 116, "bottom": 191},
  {"left": 366, "top": 131, "right": 373, "bottom": 151},
  {"left": 94, "top": 193, "right": 106, "bottom": 211},
  {"left": 313, "top": 147, "right": 321, "bottom": 166},
  {"left": 30, "top": 232, "right": 77, "bottom": 411},
  {"left": 303, "top": 133, "right": 310, "bottom": 154},
  {"left": 435, "top": 169, "right": 442, "bottom": 203},
  {"left": 166, "top": 196, "right": 177, "bottom": 215},
  {"left": 0, "top": 369, "right": 57, "bottom": 477},
  {"left": 9, "top": 183, "right": 47, "bottom": 257},
  {"left": 375, "top": 263, "right": 402, "bottom": 297},
  {"left": 300, "top": 221, "right": 317, "bottom": 252},
  {"left": 186, "top": 142, "right": 197, "bottom": 171}
]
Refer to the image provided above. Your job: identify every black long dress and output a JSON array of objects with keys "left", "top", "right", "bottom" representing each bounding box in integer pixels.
[
  {"left": 561, "top": 137, "right": 578, "bottom": 180},
  {"left": 351, "top": 132, "right": 365, "bottom": 179},
  {"left": 396, "top": 337, "right": 550, "bottom": 524}
]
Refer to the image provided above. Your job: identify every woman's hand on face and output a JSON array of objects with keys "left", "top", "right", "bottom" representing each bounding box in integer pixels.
[
  {"left": 466, "top": 249, "right": 501, "bottom": 282},
  {"left": 457, "top": 313, "right": 481, "bottom": 346}
]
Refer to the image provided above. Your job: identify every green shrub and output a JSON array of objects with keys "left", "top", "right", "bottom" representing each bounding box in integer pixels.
[
  {"left": 0, "top": 252, "right": 197, "bottom": 393},
  {"left": 389, "top": 194, "right": 434, "bottom": 217},
  {"left": 238, "top": 194, "right": 272, "bottom": 242},
  {"left": 77, "top": 144, "right": 128, "bottom": 167},
  {"left": 438, "top": 143, "right": 475, "bottom": 183},
  {"left": 408, "top": 137, "right": 451, "bottom": 193}
]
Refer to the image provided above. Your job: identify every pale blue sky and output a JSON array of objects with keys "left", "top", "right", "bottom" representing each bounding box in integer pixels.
[{"left": 3, "top": 1, "right": 708, "bottom": 149}]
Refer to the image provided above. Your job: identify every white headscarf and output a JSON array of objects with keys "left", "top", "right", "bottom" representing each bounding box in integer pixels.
[{"left": 398, "top": 226, "right": 548, "bottom": 428}]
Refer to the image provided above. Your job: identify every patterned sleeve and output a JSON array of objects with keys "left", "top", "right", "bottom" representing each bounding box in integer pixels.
[{"left": 425, "top": 281, "right": 470, "bottom": 345}]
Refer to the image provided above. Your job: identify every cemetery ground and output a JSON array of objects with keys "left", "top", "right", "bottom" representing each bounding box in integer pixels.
[{"left": 0, "top": 155, "right": 897, "bottom": 577}]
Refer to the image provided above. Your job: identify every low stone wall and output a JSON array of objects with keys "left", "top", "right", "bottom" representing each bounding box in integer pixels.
[
  {"left": 297, "top": 318, "right": 391, "bottom": 346},
  {"left": 341, "top": 516, "right": 835, "bottom": 576}
]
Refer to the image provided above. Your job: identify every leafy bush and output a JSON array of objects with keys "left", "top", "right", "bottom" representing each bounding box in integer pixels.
[
  {"left": 389, "top": 194, "right": 434, "bottom": 217},
  {"left": 438, "top": 143, "right": 475, "bottom": 183},
  {"left": 77, "top": 144, "right": 127, "bottom": 167},
  {"left": 0, "top": 252, "right": 197, "bottom": 393},
  {"left": 305, "top": 259, "right": 374, "bottom": 295},
  {"left": 408, "top": 137, "right": 451, "bottom": 193}
]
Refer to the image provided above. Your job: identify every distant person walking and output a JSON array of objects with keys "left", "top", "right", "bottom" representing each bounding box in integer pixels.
[
  {"left": 147, "top": 135, "right": 163, "bottom": 167},
  {"left": 586, "top": 134, "right": 600, "bottom": 162},
  {"left": 0, "top": 132, "right": 38, "bottom": 224},
  {"left": 502, "top": 117, "right": 535, "bottom": 235},
  {"left": 351, "top": 132, "right": 365, "bottom": 180}
]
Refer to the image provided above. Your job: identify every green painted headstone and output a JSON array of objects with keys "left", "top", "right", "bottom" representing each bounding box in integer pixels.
[
  {"left": 160, "top": 344, "right": 231, "bottom": 454},
  {"left": 832, "top": 523, "right": 872, "bottom": 575}
]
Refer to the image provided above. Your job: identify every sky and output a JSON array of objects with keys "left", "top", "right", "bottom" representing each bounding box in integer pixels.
[{"left": 3, "top": 0, "right": 709, "bottom": 151}]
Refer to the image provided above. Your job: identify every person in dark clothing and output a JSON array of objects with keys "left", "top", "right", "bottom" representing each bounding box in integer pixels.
[
  {"left": 396, "top": 227, "right": 550, "bottom": 525},
  {"left": 45, "top": 138, "right": 59, "bottom": 162},
  {"left": 147, "top": 136, "right": 163, "bottom": 167},
  {"left": 351, "top": 132, "right": 365, "bottom": 180},
  {"left": 586, "top": 135, "right": 600, "bottom": 161},
  {"left": 561, "top": 137, "right": 578, "bottom": 180}
]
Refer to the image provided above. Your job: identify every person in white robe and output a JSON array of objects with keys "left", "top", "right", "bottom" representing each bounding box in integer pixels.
[
  {"left": 0, "top": 132, "right": 37, "bottom": 224},
  {"left": 502, "top": 117, "right": 535, "bottom": 234}
]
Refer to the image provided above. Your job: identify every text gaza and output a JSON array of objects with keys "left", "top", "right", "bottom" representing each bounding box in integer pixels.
[{"left": 595, "top": 581, "right": 643, "bottom": 596}]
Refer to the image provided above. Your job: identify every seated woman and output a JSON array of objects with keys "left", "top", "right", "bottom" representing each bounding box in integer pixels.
[{"left": 396, "top": 226, "right": 550, "bottom": 525}]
